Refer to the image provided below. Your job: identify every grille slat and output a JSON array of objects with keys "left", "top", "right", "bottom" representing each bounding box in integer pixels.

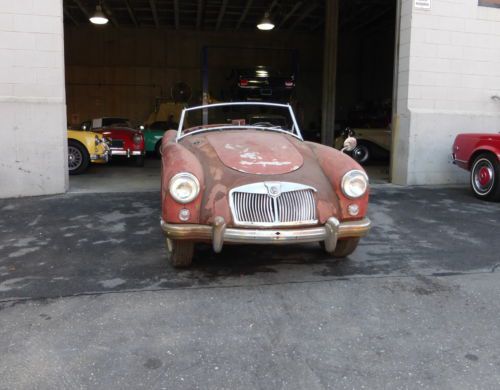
[{"left": 231, "top": 184, "right": 317, "bottom": 226}]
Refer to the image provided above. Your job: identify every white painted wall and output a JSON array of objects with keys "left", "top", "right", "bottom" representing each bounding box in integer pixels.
[
  {"left": 0, "top": 0, "right": 67, "bottom": 198},
  {"left": 393, "top": 0, "right": 500, "bottom": 185}
]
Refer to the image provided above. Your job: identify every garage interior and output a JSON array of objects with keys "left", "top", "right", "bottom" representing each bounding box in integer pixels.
[{"left": 62, "top": 0, "right": 396, "bottom": 192}]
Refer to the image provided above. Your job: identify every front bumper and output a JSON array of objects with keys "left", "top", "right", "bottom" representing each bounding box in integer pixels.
[
  {"left": 110, "top": 149, "right": 144, "bottom": 157},
  {"left": 160, "top": 216, "right": 371, "bottom": 253}
]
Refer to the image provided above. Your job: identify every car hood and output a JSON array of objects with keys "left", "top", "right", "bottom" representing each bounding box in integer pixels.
[
  {"left": 204, "top": 131, "right": 303, "bottom": 175},
  {"left": 95, "top": 127, "right": 138, "bottom": 140}
]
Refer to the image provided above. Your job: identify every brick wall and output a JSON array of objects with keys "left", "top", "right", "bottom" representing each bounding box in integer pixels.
[{"left": 393, "top": 0, "right": 500, "bottom": 185}]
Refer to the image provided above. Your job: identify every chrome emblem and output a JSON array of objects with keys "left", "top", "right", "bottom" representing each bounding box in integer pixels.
[{"left": 265, "top": 182, "right": 281, "bottom": 197}]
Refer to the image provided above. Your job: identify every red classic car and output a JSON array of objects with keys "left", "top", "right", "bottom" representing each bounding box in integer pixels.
[
  {"left": 80, "top": 117, "right": 145, "bottom": 166},
  {"left": 452, "top": 133, "right": 500, "bottom": 201},
  {"left": 159, "top": 102, "right": 371, "bottom": 267}
]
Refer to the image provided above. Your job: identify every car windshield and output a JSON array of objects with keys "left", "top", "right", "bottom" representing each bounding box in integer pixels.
[{"left": 177, "top": 102, "right": 301, "bottom": 140}]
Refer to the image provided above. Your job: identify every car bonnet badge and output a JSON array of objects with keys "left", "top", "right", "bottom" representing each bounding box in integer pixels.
[{"left": 265, "top": 182, "right": 281, "bottom": 197}]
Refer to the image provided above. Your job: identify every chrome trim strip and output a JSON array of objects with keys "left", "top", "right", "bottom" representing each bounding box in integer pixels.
[{"left": 160, "top": 217, "right": 371, "bottom": 253}]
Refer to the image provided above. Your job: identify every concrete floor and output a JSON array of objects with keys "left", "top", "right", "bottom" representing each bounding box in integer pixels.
[
  {"left": 69, "top": 157, "right": 162, "bottom": 194},
  {"left": 1, "top": 185, "right": 500, "bottom": 389}
]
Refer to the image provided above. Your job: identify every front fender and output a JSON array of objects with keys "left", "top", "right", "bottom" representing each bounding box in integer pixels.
[
  {"left": 161, "top": 138, "right": 205, "bottom": 224},
  {"left": 307, "top": 142, "right": 369, "bottom": 221}
]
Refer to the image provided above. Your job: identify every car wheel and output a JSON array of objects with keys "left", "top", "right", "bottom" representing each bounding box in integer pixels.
[
  {"left": 319, "top": 238, "right": 360, "bottom": 258},
  {"left": 133, "top": 155, "right": 145, "bottom": 167},
  {"left": 166, "top": 238, "right": 194, "bottom": 268},
  {"left": 351, "top": 143, "right": 370, "bottom": 164},
  {"left": 332, "top": 238, "right": 360, "bottom": 257},
  {"left": 68, "top": 140, "right": 90, "bottom": 175},
  {"left": 154, "top": 141, "right": 162, "bottom": 158},
  {"left": 471, "top": 153, "right": 500, "bottom": 201}
]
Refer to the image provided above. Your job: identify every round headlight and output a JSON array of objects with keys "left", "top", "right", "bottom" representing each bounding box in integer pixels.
[
  {"left": 169, "top": 173, "right": 200, "bottom": 204},
  {"left": 133, "top": 133, "right": 143, "bottom": 145},
  {"left": 341, "top": 170, "right": 369, "bottom": 199}
]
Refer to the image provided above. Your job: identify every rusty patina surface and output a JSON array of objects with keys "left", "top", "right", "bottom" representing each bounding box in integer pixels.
[{"left": 161, "top": 128, "right": 368, "bottom": 227}]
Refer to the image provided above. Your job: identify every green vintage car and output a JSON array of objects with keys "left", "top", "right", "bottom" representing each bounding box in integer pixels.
[{"left": 142, "top": 120, "right": 177, "bottom": 156}]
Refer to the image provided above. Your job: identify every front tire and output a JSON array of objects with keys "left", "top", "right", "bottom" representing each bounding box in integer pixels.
[
  {"left": 154, "top": 141, "right": 162, "bottom": 158},
  {"left": 133, "top": 155, "right": 145, "bottom": 167},
  {"left": 471, "top": 153, "right": 500, "bottom": 201},
  {"left": 166, "top": 239, "right": 194, "bottom": 268},
  {"left": 351, "top": 143, "right": 371, "bottom": 164},
  {"left": 68, "top": 140, "right": 90, "bottom": 175},
  {"left": 320, "top": 238, "right": 360, "bottom": 258}
]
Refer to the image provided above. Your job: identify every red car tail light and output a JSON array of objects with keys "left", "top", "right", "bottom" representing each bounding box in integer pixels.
[{"left": 239, "top": 79, "right": 249, "bottom": 87}]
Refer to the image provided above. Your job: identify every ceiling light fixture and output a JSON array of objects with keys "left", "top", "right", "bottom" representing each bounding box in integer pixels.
[
  {"left": 257, "top": 12, "right": 275, "bottom": 31},
  {"left": 90, "top": 4, "right": 109, "bottom": 25}
]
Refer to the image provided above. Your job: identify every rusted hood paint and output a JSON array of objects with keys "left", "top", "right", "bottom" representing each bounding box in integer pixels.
[{"left": 205, "top": 131, "right": 303, "bottom": 175}]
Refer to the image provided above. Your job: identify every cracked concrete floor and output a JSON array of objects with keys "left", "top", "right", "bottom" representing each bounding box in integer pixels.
[{"left": 1, "top": 185, "right": 500, "bottom": 389}]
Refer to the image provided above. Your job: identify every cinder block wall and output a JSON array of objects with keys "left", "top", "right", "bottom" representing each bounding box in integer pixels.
[
  {"left": 0, "top": 0, "right": 67, "bottom": 199},
  {"left": 393, "top": 0, "right": 500, "bottom": 185}
]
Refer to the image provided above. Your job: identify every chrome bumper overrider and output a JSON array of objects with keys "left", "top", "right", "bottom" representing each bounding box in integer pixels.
[{"left": 160, "top": 217, "right": 371, "bottom": 254}]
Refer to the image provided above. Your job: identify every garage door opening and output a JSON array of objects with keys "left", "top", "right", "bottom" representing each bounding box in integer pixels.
[
  {"left": 334, "top": 0, "right": 397, "bottom": 183},
  {"left": 62, "top": 0, "right": 396, "bottom": 192}
]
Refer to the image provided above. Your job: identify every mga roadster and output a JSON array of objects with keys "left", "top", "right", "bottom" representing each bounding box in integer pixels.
[
  {"left": 160, "top": 102, "right": 371, "bottom": 267},
  {"left": 80, "top": 118, "right": 145, "bottom": 166},
  {"left": 452, "top": 133, "right": 500, "bottom": 201}
]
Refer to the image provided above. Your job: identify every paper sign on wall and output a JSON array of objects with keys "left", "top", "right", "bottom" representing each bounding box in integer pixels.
[
  {"left": 415, "top": 0, "right": 431, "bottom": 9},
  {"left": 479, "top": 0, "right": 500, "bottom": 8}
]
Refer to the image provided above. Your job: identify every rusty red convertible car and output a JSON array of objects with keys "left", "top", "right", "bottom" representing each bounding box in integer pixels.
[
  {"left": 160, "top": 102, "right": 371, "bottom": 267},
  {"left": 452, "top": 133, "right": 500, "bottom": 201}
]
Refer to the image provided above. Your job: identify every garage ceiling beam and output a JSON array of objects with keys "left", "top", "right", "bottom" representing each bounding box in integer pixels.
[
  {"left": 351, "top": 7, "right": 392, "bottom": 32},
  {"left": 215, "top": 0, "right": 228, "bottom": 31},
  {"left": 277, "top": 1, "right": 302, "bottom": 29},
  {"left": 235, "top": 0, "right": 253, "bottom": 31},
  {"left": 290, "top": 2, "right": 319, "bottom": 31},
  {"left": 149, "top": 0, "right": 160, "bottom": 28},
  {"left": 124, "top": 0, "right": 138, "bottom": 27},
  {"left": 64, "top": 8, "right": 79, "bottom": 26},
  {"left": 174, "top": 0, "right": 180, "bottom": 29},
  {"left": 196, "top": 0, "right": 204, "bottom": 29},
  {"left": 73, "top": 0, "right": 90, "bottom": 19},
  {"left": 101, "top": 0, "right": 119, "bottom": 27}
]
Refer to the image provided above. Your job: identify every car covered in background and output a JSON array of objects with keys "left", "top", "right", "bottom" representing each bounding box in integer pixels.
[
  {"left": 80, "top": 117, "right": 145, "bottom": 166},
  {"left": 452, "top": 133, "right": 500, "bottom": 201},
  {"left": 67, "top": 130, "right": 109, "bottom": 175},
  {"left": 335, "top": 127, "right": 391, "bottom": 164},
  {"left": 160, "top": 102, "right": 371, "bottom": 267},
  {"left": 231, "top": 66, "right": 295, "bottom": 102}
]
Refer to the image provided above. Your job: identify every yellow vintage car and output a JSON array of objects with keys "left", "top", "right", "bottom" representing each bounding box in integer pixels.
[{"left": 67, "top": 130, "right": 109, "bottom": 175}]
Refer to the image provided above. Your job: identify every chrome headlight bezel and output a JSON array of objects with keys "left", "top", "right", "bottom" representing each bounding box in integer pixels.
[
  {"left": 341, "top": 170, "right": 369, "bottom": 199},
  {"left": 169, "top": 172, "right": 200, "bottom": 204}
]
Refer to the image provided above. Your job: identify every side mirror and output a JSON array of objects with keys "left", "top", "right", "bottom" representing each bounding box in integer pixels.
[{"left": 342, "top": 136, "right": 357, "bottom": 153}]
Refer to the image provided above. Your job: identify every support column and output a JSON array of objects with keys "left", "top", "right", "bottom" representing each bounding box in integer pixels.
[{"left": 321, "top": 0, "right": 339, "bottom": 146}]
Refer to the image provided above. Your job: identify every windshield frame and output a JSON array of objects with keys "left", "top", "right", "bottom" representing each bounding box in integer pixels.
[{"left": 176, "top": 102, "right": 303, "bottom": 142}]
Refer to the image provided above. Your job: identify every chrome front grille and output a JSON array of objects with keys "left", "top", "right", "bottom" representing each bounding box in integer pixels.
[{"left": 229, "top": 182, "right": 317, "bottom": 227}]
